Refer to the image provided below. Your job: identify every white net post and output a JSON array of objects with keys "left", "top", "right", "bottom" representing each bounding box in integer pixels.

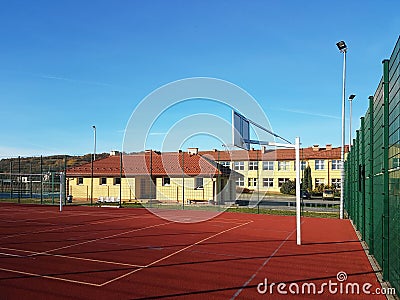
[{"left": 295, "top": 137, "right": 301, "bottom": 245}]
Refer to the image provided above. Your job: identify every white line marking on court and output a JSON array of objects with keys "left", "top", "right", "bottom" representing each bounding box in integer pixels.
[
  {"left": 0, "top": 246, "right": 146, "bottom": 268},
  {"left": 29, "top": 221, "right": 172, "bottom": 257},
  {"left": 0, "top": 267, "right": 102, "bottom": 287},
  {"left": 0, "top": 214, "right": 148, "bottom": 240},
  {"left": 99, "top": 220, "right": 254, "bottom": 286},
  {"left": 0, "top": 252, "right": 23, "bottom": 257},
  {"left": 230, "top": 223, "right": 300, "bottom": 300}
]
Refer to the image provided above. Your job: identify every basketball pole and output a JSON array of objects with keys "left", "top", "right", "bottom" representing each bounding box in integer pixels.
[
  {"left": 233, "top": 110, "right": 302, "bottom": 245},
  {"left": 295, "top": 137, "right": 301, "bottom": 245}
]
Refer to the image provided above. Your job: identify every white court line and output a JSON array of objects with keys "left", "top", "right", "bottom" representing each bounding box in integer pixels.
[
  {"left": 0, "top": 246, "right": 145, "bottom": 268},
  {"left": 99, "top": 220, "right": 254, "bottom": 286},
  {"left": 230, "top": 222, "right": 301, "bottom": 300},
  {"left": 0, "top": 267, "right": 102, "bottom": 287},
  {"left": 29, "top": 221, "right": 172, "bottom": 257},
  {"left": 0, "top": 214, "right": 150, "bottom": 240},
  {"left": 0, "top": 252, "right": 23, "bottom": 258},
  {"left": 0, "top": 220, "right": 253, "bottom": 287}
]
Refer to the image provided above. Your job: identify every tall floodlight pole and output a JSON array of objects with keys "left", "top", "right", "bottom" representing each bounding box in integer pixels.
[
  {"left": 92, "top": 125, "right": 97, "bottom": 161},
  {"left": 348, "top": 94, "right": 356, "bottom": 151},
  {"left": 336, "top": 40, "right": 347, "bottom": 220}
]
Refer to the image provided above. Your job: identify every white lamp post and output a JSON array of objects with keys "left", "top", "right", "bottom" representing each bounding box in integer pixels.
[
  {"left": 336, "top": 40, "right": 347, "bottom": 220},
  {"left": 92, "top": 125, "right": 96, "bottom": 161}
]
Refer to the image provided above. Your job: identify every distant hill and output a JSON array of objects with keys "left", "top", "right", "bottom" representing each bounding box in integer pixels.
[{"left": 0, "top": 153, "right": 110, "bottom": 174}]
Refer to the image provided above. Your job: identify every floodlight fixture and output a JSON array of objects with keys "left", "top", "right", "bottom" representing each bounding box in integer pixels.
[
  {"left": 336, "top": 40, "right": 347, "bottom": 53},
  {"left": 349, "top": 94, "right": 356, "bottom": 100}
]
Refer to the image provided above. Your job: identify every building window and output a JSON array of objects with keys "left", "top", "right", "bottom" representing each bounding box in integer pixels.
[
  {"left": 331, "top": 178, "right": 341, "bottom": 188},
  {"left": 315, "top": 178, "right": 324, "bottom": 187},
  {"left": 315, "top": 160, "right": 325, "bottom": 170},
  {"left": 294, "top": 161, "right": 307, "bottom": 171},
  {"left": 278, "top": 178, "right": 289, "bottom": 187},
  {"left": 263, "top": 161, "right": 274, "bottom": 170},
  {"left": 234, "top": 161, "right": 245, "bottom": 170},
  {"left": 278, "top": 161, "right": 290, "bottom": 171},
  {"left": 394, "top": 157, "right": 400, "bottom": 169},
  {"left": 162, "top": 177, "right": 171, "bottom": 186},
  {"left": 249, "top": 161, "right": 259, "bottom": 170},
  {"left": 263, "top": 178, "right": 273, "bottom": 187},
  {"left": 221, "top": 161, "right": 231, "bottom": 168},
  {"left": 114, "top": 177, "right": 121, "bottom": 185},
  {"left": 77, "top": 177, "right": 83, "bottom": 185},
  {"left": 331, "top": 160, "right": 341, "bottom": 170},
  {"left": 236, "top": 177, "right": 244, "bottom": 186},
  {"left": 195, "top": 177, "right": 203, "bottom": 189},
  {"left": 248, "top": 178, "right": 257, "bottom": 187},
  {"left": 100, "top": 177, "right": 107, "bottom": 185}
]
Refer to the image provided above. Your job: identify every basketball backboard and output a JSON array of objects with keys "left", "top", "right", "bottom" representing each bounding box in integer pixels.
[{"left": 232, "top": 110, "right": 250, "bottom": 150}]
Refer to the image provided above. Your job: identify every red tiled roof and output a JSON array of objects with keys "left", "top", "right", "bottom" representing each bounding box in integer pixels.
[
  {"left": 199, "top": 145, "right": 348, "bottom": 161},
  {"left": 66, "top": 152, "right": 224, "bottom": 177},
  {"left": 66, "top": 146, "right": 348, "bottom": 177}
]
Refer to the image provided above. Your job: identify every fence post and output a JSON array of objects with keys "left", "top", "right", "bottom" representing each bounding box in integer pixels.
[
  {"left": 40, "top": 155, "right": 43, "bottom": 204},
  {"left": 382, "top": 59, "right": 390, "bottom": 281},
  {"left": 360, "top": 117, "right": 366, "bottom": 239},
  {"left": 9, "top": 160, "right": 12, "bottom": 200},
  {"left": 119, "top": 151, "right": 122, "bottom": 208},
  {"left": 18, "top": 156, "right": 21, "bottom": 204},
  {"left": 64, "top": 156, "right": 67, "bottom": 205},
  {"left": 368, "top": 96, "right": 374, "bottom": 252}
]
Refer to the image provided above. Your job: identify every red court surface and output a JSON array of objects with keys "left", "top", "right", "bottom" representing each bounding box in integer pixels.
[{"left": 0, "top": 203, "right": 386, "bottom": 299}]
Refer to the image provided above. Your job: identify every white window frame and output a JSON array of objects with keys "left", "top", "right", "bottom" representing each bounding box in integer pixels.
[
  {"left": 331, "top": 178, "right": 341, "bottom": 188},
  {"left": 249, "top": 161, "right": 259, "bottom": 170},
  {"left": 278, "top": 178, "right": 289, "bottom": 187},
  {"left": 331, "top": 160, "right": 340, "bottom": 170},
  {"left": 221, "top": 161, "right": 231, "bottom": 168},
  {"left": 195, "top": 177, "right": 204, "bottom": 189},
  {"left": 236, "top": 177, "right": 244, "bottom": 186},
  {"left": 278, "top": 161, "right": 290, "bottom": 171},
  {"left": 315, "top": 160, "right": 325, "bottom": 170},
  {"left": 234, "top": 161, "right": 245, "bottom": 171},
  {"left": 262, "top": 161, "right": 274, "bottom": 171},
  {"left": 315, "top": 178, "right": 324, "bottom": 187},
  {"left": 162, "top": 177, "right": 171, "bottom": 186},
  {"left": 263, "top": 178, "right": 273, "bottom": 187},
  {"left": 248, "top": 178, "right": 257, "bottom": 187}
]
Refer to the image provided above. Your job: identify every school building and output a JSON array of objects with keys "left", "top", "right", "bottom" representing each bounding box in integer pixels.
[
  {"left": 66, "top": 150, "right": 234, "bottom": 203},
  {"left": 66, "top": 144, "right": 347, "bottom": 203},
  {"left": 199, "top": 144, "right": 348, "bottom": 193}
]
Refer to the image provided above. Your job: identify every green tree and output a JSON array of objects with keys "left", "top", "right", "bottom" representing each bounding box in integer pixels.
[
  {"left": 302, "top": 166, "right": 313, "bottom": 191},
  {"left": 280, "top": 180, "right": 296, "bottom": 195}
]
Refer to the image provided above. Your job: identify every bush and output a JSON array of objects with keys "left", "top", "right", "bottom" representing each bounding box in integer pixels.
[{"left": 280, "top": 180, "right": 296, "bottom": 195}]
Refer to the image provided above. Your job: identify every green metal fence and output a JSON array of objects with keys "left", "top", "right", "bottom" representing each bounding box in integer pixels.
[{"left": 345, "top": 36, "right": 400, "bottom": 295}]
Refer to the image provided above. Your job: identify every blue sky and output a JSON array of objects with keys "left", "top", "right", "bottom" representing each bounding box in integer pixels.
[{"left": 1, "top": 0, "right": 399, "bottom": 157}]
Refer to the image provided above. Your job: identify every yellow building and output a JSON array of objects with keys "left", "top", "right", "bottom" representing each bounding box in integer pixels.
[
  {"left": 200, "top": 144, "right": 348, "bottom": 193},
  {"left": 66, "top": 150, "right": 234, "bottom": 204},
  {"left": 66, "top": 144, "right": 347, "bottom": 203}
]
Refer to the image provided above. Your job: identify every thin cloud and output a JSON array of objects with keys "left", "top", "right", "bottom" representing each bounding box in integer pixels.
[
  {"left": 274, "top": 108, "right": 341, "bottom": 120},
  {"left": 39, "top": 74, "right": 115, "bottom": 87}
]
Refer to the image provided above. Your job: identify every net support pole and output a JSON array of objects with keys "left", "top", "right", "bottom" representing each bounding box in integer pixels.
[
  {"left": 59, "top": 172, "right": 65, "bottom": 212},
  {"left": 295, "top": 137, "right": 301, "bottom": 245}
]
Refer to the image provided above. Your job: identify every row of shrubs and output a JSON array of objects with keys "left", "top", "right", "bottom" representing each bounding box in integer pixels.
[{"left": 280, "top": 180, "right": 340, "bottom": 196}]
